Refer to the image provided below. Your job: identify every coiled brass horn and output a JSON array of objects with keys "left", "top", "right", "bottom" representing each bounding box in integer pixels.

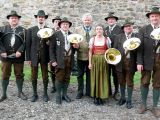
[
  {"left": 104, "top": 48, "right": 121, "bottom": 65},
  {"left": 150, "top": 28, "right": 160, "bottom": 40},
  {"left": 123, "top": 37, "right": 141, "bottom": 50},
  {"left": 37, "top": 28, "right": 54, "bottom": 39},
  {"left": 67, "top": 34, "right": 83, "bottom": 43}
]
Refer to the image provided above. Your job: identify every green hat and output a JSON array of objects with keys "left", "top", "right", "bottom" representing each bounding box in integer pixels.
[
  {"left": 121, "top": 18, "right": 134, "bottom": 29},
  {"left": 34, "top": 10, "right": 48, "bottom": 19},
  {"left": 7, "top": 10, "right": 21, "bottom": 19},
  {"left": 146, "top": 7, "right": 160, "bottom": 18},
  {"left": 105, "top": 12, "right": 118, "bottom": 21},
  {"left": 58, "top": 17, "right": 72, "bottom": 27},
  {"left": 52, "top": 16, "right": 61, "bottom": 23}
]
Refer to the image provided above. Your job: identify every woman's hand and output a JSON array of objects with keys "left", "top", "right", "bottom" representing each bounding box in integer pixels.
[{"left": 88, "top": 63, "right": 92, "bottom": 69}]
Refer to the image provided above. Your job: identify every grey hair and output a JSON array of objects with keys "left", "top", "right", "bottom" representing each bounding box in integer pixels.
[{"left": 82, "top": 13, "right": 93, "bottom": 21}]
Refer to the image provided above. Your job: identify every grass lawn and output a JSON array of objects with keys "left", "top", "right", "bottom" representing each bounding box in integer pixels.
[{"left": 0, "top": 63, "right": 141, "bottom": 85}]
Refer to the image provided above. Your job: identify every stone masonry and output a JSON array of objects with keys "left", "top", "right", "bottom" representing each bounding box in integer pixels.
[{"left": 0, "top": 0, "right": 159, "bottom": 30}]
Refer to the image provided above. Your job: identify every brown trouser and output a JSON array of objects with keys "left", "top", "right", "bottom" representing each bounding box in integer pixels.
[
  {"left": 141, "top": 54, "right": 160, "bottom": 88},
  {"left": 116, "top": 58, "right": 135, "bottom": 88},
  {"left": 50, "top": 64, "right": 55, "bottom": 80},
  {"left": 31, "top": 64, "right": 48, "bottom": 81},
  {"left": 55, "top": 56, "right": 72, "bottom": 83},
  {"left": 1, "top": 61, "right": 24, "bottom": 80}
]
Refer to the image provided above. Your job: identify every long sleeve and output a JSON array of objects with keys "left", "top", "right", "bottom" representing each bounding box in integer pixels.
[
  {"left": 17, "top": 28, "right": 26, "bottom": 53},
  {"left": 136, "top": 28, "right": 144, "bottom": 65},
  {"left": 26, "top": 28, "right": 32, "bottom": 61},
  {"left": 49, "top": 33, "right": 56, "bottom": 63},
  {"left": 0, "top": 26, "right": 6, "bottom": 53}
]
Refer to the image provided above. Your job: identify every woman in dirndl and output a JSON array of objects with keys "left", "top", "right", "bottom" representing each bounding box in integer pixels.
[{"left": 88, "top": 24, "right": 111, "bottom": 105}]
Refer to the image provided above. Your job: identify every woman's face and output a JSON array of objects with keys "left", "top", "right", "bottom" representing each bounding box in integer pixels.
[{"left": 96, "top": 26, "right": 104, "bottom": 36}]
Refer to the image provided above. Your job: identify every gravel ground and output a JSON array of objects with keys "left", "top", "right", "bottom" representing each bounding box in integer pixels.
[{"left": 0, "top": 80, "right": 159, "bottom": 120}]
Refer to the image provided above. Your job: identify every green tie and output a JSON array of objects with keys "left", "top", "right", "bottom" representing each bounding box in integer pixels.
[{"left": 86, "top": 31, "right": 90, "bottom": 42}]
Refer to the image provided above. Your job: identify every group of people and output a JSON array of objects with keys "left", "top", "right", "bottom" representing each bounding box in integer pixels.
[{"left": 0, "top": 6, "right": 160, "bottom": 118}]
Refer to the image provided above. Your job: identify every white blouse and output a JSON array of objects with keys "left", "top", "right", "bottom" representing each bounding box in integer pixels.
[{"left": 89, "top": 36, "right": 111, "bottom": 48}]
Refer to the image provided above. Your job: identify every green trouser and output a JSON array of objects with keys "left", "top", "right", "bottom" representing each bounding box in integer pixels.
[
  {"left": 77, "top": 78, "right": 83, "bottom": 94},
  {"left": 32, "top": 79, "right": 37, "bottom": 96},
  {"left": 153, "top": 88, "right": 160, "bottom": 107},
  {"left": 127, "top": 87, "right": 133, "bottom": 102},
  {"left": 120, "top": 85, "right": 126, "bottom": 100},
  {"left": 62, "top": 83, "right": 69, "bottom": 96},
  {"left": 55, "top": 80, "right": 63, "bottom": 103},
  {"left": 141, "top": 86, "right": 149, "bottom": 107},
  {"left": 1, "top": 80, "right": 9, "bottom": 97},
  {"left": 16, "top": 79, "right": 24, "bottom": 93},
  {"left": 43, "top": 79, "right": 48, "bottom": 95}
]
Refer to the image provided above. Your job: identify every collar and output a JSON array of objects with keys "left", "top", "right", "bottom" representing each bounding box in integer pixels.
[
  {"left": 38, "top": 23, "right": 45, "bottom": 29},
  {"left": 10, "top": 25, "right": 19, "bottom": 30},
  {"left": 109, "top": 24, "right": 117, "bottom": 30},
  {"left": 83, "top": 25, "right": 92, "bottom": 31},
  {"left": 125, "top": 32, "right": 133, "bottom": 39},
  {"left": 61, "top": 30, "right": 69, "bottom": 35},
  {"left": 151, "top": 23, "right": 160, "bottom": 29}
]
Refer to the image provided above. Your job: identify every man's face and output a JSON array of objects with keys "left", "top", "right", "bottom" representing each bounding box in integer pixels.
[
  {"left": 107, "top": 17, "right": 117, "bottom": 26},
  {"left": 60, "top": 22, "right": 70, "bottom": 32},
  {"left": 8, "top": 16, "right": 19, "bottom": 27},
  {"left": 149, "top": 13, "right": 160, "bottom": 25},
  {"left": 82, "top": 16, "right": 92, "bottom": 27},
  {"left": 53, "top": 20, "right": 61, "bottom": 29},
  {"left": 37, "top": 16, "right": 46, "bottom": 24},
  {"left": 124, "top": 25, "right": 133, "bottom": 34}
]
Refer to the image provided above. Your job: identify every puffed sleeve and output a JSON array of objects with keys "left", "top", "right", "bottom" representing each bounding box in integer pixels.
[{"left": 89, "top": 37, "right": 94, "bottom": 48}]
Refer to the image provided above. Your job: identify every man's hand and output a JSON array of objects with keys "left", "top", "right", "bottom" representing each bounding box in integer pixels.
[
  {"left": 16, "top": 51, "right": 21, "bottom": 58},
  {"left": 137, "top": 64, "right": 143, "bottom": 72},
  {"left": 1, "top": 53, "right": 7, "bottom": 58},
  {"left": 26, "top": 61, "right": 31, "bottom": 65},
  {"left": 72, "top": 43, "right": 79, "bottom": 48},
  {"left": 52, "top": 62, "right": 57, "bottom": 67}
]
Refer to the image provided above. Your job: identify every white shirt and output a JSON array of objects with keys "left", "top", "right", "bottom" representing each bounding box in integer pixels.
[
  {"left": 109, "top": 24, "right": 117, "bottom": 32},
  {"left": 38, "top": 23, "right": 45, "bottom": 29},
  {"left": 151, "top": 24, "right": 160, "bottom": 29},
  {"left": 61, "top": 30, "right": 70, "bottom": 51},
  {"left": 124, "top": 32, "right": 133, "bottom": 58}
]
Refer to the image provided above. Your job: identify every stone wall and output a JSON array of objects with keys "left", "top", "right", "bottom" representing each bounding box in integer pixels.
[{"left": 0, "top": 0, "right": 159, "bottom": 30}]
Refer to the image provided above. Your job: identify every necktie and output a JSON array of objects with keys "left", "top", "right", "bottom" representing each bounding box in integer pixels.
[
  {"left": 86, "top": 31, "right": 90, "bottom": 42},
  {"left": 65, "top": 33, "right": 69, "bottom": 51},
  {"left": 109, "top": 27, "right": 112, "bottom": 34},
  {"left": 125, "top": 34, "right": 131, "bottom": 58},
  {"left": 154, "top": 26, "right": 159, "bottom": 45}
]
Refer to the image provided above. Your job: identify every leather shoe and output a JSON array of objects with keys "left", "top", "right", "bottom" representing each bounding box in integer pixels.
[
  {"left": 76, "top": 93, "right": 83, "bottom": 99},
  {"left": 94, "top": 98, "right": 100, "bottom": 105},
  {"left": 43, "top": 94, "right": 49, "bottom": 102},
  {"left": 18, "top": 92, "right": 27, "bottom": 100},
  {"left": 99, "top": 98, "right": 104, "bottom": 105},
  {"left": 151, "top": 107, "right": 160, "bottom": 118},
  {"left": 0, "top": 96, "right": 7, "bottom": 102},
  {"left": 31, "top": 95, "right": 38, "bottom": 102},
  {"left": 51, "top": 87, "right": 56, "bottom": 93},
  {"left": 126, "top": 101, "right": 133, "bottom": 109},
  {"left": 117, "top": 99, "right": 126, "bottom": 106},
  {"left": 112, "top": 91, "right": 119, "bottom": 101},
  {"left": 62, "top": 95, "right": 71, "bottom": 102},
  {"left": 138, "top": 105, "right": 147, "bottom": 114}
]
